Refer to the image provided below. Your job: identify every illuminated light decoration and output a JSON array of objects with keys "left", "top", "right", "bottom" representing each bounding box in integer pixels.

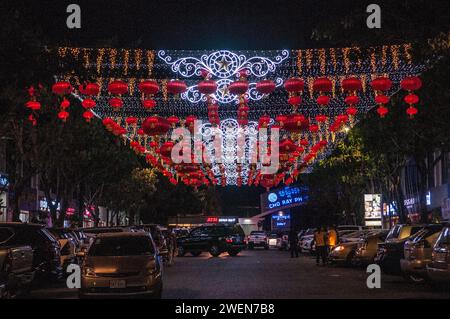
[
  {"left": 376, "top": 105, "right": 389, "bottom": 118},
  {"left": 283, "top": 114, "right": 309, "bottom": 133},
  {"left": 159, "top": 141, "right": 175, "bottom": 158},
  {"left": 275, "top": 114, "right": 287, "bottom": 127},
  {"left": 228, "top": 79, "right": 249, "bottom": 95},
  {"left": 197, "top": 79, "right": 218, "bottom": 95},
  {"left": 258, "top": 115, "right": 271, "bottom": 129},
  {"left": 138, "top": 80, "right": 159, "bottom": 95},
  {"left": 284, "top": 77, "right": 304, "bottom": 111},
  {"left": 167, "top": 115, "right": 180, "bottom": 127},
  {"left": 79, "top": 82, "right": 100, "bottom": 96}
]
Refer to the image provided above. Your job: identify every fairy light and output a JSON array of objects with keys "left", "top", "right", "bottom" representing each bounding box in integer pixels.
[
  {"left": 370, "top": 49, "right": 377, "bottom": 73},
  {"left": 97, "top": 48, "right": 105, "bottom": 74},
  {"left": 83, "top": 48, "right": 90, "bottom": 68},
  {"left": 342, "top": 47, "right": 350, "bottom": 74},
  {"left": 58, "top": 47, "right": 68, "bottom": 58},
  {"left": 123, "top": 49, "right": 130, "bottom": 75},
  {"left": 129, "top": 78, "right": 136, "bottom": 96},
  {"left": 391, "top": 45, "right": 399, "bottom": 70},
  {"left": 330, "top": 48, "right": 337, "bottom": 72},
  {"left": 135, "top": 49, "right": 142, "bottom": 70},
  {"left": 146, "top": 50, "right": 155, "bottom": 77},
  {"left": 319, "top": 48, "right": 326, "bottom": 75},
  {"left": 109, "top": 48, "right": 117, "bottom": 69},
  {"left": 381, "top": 45, "right": 388, "bottom": 69},
  {"left": 161, "top": 79, "right": 168, "bottom": 101},
  {"left": 297, "top": 50, "right": 303, "bottom": 76},
  {"left": 305, "top": 49, "right": 313, "bottom": 71},
  {"left": 403, "top": 43, "right": 412, "bottom": 64}
]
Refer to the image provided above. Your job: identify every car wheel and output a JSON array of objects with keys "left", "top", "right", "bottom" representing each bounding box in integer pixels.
[
  {"left": 177, "top": 246, "right": 186, "bottom": 257},
  {"left": 209, "top": 245, "right": 221, "bottom": 257},
  {"left": 228, "top": 249, "right": 240, "bottom": 257},
  {"left": 191, "top": 251, "right": 202, "bottom": 257},
  {"left": 345, "top": 250, "right": 356, "bottom": 266}
]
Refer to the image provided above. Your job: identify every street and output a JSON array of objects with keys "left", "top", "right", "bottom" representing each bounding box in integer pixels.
[{"left": 30, "top": 249, "right": 450, "bottom": 299}]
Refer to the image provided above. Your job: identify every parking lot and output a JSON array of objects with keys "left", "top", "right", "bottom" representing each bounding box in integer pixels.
[{"left": 30, "top": 249, "right": 450, "bottom": 299}]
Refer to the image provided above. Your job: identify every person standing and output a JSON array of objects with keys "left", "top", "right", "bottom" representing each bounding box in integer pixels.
[
  {"left": 314, "top": 226, "right": 327, "bottom": 265},
  {"left": 327, "top": 225, "right": 338, "bottom": 253},
  {"left": 288, "top": 228, "right": 299, "bottom": 258}
]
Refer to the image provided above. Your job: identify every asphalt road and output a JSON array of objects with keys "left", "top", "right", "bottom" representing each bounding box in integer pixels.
[{"left": 30, "top": 249, "right": 450, "bottom": 299}]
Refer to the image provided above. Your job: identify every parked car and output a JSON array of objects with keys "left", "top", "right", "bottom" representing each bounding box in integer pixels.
[
  {"left": 353, "top": 230, "right": 389, "bottom": 266},
  {"left": 267, "top": 232, "right": 279, "bottom": 249},
  {"left": 133, "top": 225, "right": 170, "bottom": 264},
  {"left": 0, "top": 235, "right": 35, "bottom": 298},
  {"left": 49, "top": 228, "right": 78, "bottom": 272},
  {"left": 247, "top": 231, "right": 269, "bottom": 250},
  {"left": 177, "top": 224, "right": 246, "bottom": 257},
  {"left": 375, "top": 224, "right": 425, "bottom": 274},
  {"left": 277, "top": 231, "right": 289, "bottom": 251},
  {"left": 299, "top": 228, "right": 316, "bottom": 253},
  {"left": 400, "top": 224, "right": 445, "bottom": 283},
  {"left": 0, "top": 223, "right": 62, "bottom": 282},
  {"left": 79, "top": 232, "right": 163, "bottom": 299},
  {"left": 427, "top": 225, "right": 450, "bottom": 284},
  {"left": 337, "top": 225, "right": 367, "bottom": 232},
  {"left": 330, "top": 230, "right": 384, "bottom": 265}
]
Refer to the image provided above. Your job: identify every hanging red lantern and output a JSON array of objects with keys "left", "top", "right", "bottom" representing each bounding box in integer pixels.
[
  {"left": 25, "top": 101, "right": 41, "bottom": 111},
  {"left": 375, "top": 95, "right": 390, "bottom": 105},
  {"left": 109, "top": 97, "right": 123, "bottom": 110},
  {"left": 167, "top": 80, "right": 187, "bottom": 95},
  {"left": 316, "top": 95, "right": 330, "bottom": 106},
  {"left": 82, "top": 98, "right": 96, "bottom": 109},
  {"left": 108, "top": 80, "right": 128, "bottom": 95},
  {"left": 52, "top": 81, "right": 72, "bottom": 95},
  {"left": 256, "top": 80, "right": 276, "bottom": 95},
  {"left": 28, "top": 114, "right": 37, "bottom": 126},
  {"left": 58, "top": 110, "right": 69, "bottom": 122},
  {"left": 344, "top": 95, "right": 359, "bottom": 105},
  {"left": 288, "top": 95, "right": 302, "bottom": 106},
  {"left": 313, "top": 77, "right": 332, "bottom": 92},
  {"left": 198, "top": 80, "right": 217, "bottom": 95},
  {"left": 60, "top": 98, "right": 70, "bottom": 109},
  {"left": 82, "top": 110, "right": 94, "bottom": 122},
  {"left": 229, "top": 80, "right": 249, "bottom": 95},
  {"left": 142, "top": 99, "right": 157, "bottom": 110},
  {"left": 342, "top": 77, "right": 362, "bottom": 92},
  {"left": 284, "top": 114, "right": 309, "bottom": 133},
  {"left": 284, "top": 78, "right": 304, "bottom": 93},
  {"left": 275, "top": 114, "right": 287, "bottom": 127},
  {"left": 371, "top": 77, "right": 393, "bottom": 118},
  {"left": 376, "top": 106, "right": 389, "bottom": 118},
  {"left": 315, "top": 114, "right": 327, "bottom": 123},
  {"left": 401, "top": 76, "right": 422, "bottom": 91},
  {"left": 141, "top": 116, "right": 171, "bottom": 136},
  {"left": 346, "top": 107, "right": 358, "bottom": 116},
  {"left": 279, "top": 138, "right": 296, "bottom": 154},
  {"left": 160, "top": 141, "right": 175, "bottom": 158},
  {"left": 138, "top": 80, "right": 159, "bottom": 95},
  {"left": 167, "top": 115, "right": 179, "bottom": 127},
  {"left": 406, "top": 106, "right": 418, "bottom": 118},
  {"left": 371, "top": 77, "right": 392, "bottom": 92},
  {"left": 258, "top": 115, "right": 271, "bottom": 128},
  {"left": 84, "top": 83, "right": 100, "bottom": 96}
]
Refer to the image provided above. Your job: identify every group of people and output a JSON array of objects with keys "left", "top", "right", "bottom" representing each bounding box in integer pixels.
[{"left": 287, "top": 226, "right": 338, "bottom": 265}]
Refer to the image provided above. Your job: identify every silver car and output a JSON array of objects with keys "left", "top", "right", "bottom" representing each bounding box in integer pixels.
[
  {"left": 427, "top": 225, "right": 450, "bottom": 284},
  {"left": 79, "top": 232, "right": 163, "bottom": 299}
]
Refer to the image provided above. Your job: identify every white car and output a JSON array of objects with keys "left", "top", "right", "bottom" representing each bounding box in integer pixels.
[{"left": 247, "top": 231, "right": 269, "bottom": 249}]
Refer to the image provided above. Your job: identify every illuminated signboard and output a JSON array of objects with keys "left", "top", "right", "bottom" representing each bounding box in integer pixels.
[
  {"left": 271, "top": 212, "right": 291, "bottom": 230},
  {"left": 261, "top": 185, "right": 308, "bottom": 213},
  {"left": 364, "top": 194, "right": 382, "bottom": 226},
  {"left": 205, "top": 216, "right": 237, "bottom": 224}
]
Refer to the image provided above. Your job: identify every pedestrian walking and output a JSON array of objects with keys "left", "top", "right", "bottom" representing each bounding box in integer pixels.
[
  {"left": 288, "top": 228, "right": 299, "bottom": 258},
  {"left": 314, "top": 226, "right": 328, "bottom": 265}
]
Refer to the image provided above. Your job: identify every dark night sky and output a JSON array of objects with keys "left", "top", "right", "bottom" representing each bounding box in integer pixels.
[{"left": 12, "top": 0, "right": 448, "bottom": 50}]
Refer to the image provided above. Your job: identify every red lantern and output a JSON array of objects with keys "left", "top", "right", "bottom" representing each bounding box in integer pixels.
[
  {"left": 342, "top": 77, "right": 362, "bottom": 92},
  {"left": 143, "top": 99, "right": 157, "bottom": 110},
  {"left": 167, "top": 80, "right": 187, "bottom": 95},
  {"left": 60, "top": 99, "right": 70, "bottom": 109},
  {"left": 198, "top": 80, "right": 217, "bottom": 95},
  {"left": 25, "top": 101, "right": 41, "bottom": 111},
  {"left": 109, "top": 97, "right": 123, "bottom": 110},
  {"left": 316, "top": 95, "right": 330, "bottom": 106},
  {"left": 52, "top": 81, "right": 72, "bottom": 95},
  {"left": 344, "top": 95, "right": 359, "bottom": 105},
  {"left": 160, "top": 141, "right": 175, "bottom": 158},
  {"left": 275, "top": 114, "right": 287, "bottom": 126},
  {"left": 401, "top": 76, "right": 422, "bottom": 91},
  {"left": 256, "top": 80, "right": 276, "bottom": 95},
  {"left": 283, "top": 114, "right": 309, "bottom": 133},
  {"left": 167, "top": 116, "right": 179, "bottom": 127},
  {"left": 371, "top": 77, "right": 392, "bottom": 92},
  {"left": 404, "top": 93, "right": 419, "bottom": 105},
  {"left": 58, "top": 110, "right": 69, "bottom": 122},
  {"left": 375, "top": 95, "right": 390, "bottom": 104},
  {"left": 84, "top": 83, "right": 100, "bottom": 96},
  {"left": 279, "top": 138, "right": 296, "bottom": 154},
  {"left": 141, "top": 116, "right": 171, "bottom": 136},
  {"left": 258, "top": 115, "right": 271, "bottom": 128},
  {"left": 377, "top": 106, "right": 389, "bottom": 118},
  {"left": 229, "top": 80, "right": 249, "bottom": 95},
  {"left": 313, "top": 77, "right": 332, "bottom": 92},
  {"left": 288, "top": 95, "right": 302, "bottom": 106},
  {"left": 108, "top": 80, "right": 128, "bottom": 95},
  {"left": 83, "top": 110, "right": 94, "bottom": 122},
  {"left": 284, "top": 78, "right": 304, "bottom": 92},
  {"left": 315, "top": 115, "right": 327, "bottom": 123},
  {"left": 406, "top": 106, "right": 418, "bottom": 118},
  {"left": 346, "top": 107, "right": 358, "bottom": 116},
  {"left": 126, "top": 117, "right": 138, "bottom": 125},
  {"left": 138, "top": 80, "right": 159, "bottom": 95},
  {"left": 82, "top": 98, "right": 96, "bottom": 109}
]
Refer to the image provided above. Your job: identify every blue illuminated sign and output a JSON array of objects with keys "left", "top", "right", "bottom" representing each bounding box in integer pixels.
[{"left": 261, "top": 185, "right": 308, "bottom": 212}]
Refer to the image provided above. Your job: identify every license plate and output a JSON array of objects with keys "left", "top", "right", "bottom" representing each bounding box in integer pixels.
[
  {"left": 435, "top": 253, "right": 447, "bottom": 263},
  {"left": 110, "top": 280, "right": 126, "bottom": 289}
]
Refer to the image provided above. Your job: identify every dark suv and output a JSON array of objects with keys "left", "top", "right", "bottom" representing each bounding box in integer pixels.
[
  {"left": 0, "top": 223, "right": 63, "bottom": 282},
  {"left": 177, "top": 224, "right": 246, "bottom": 257}
]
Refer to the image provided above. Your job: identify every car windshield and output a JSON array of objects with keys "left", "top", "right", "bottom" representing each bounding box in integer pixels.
[
  {"left": 89, "top": 236, "right": 154, "bottom": 256},
  {"left": 386, "top": 225, "right": 402, "bottom": 240}
]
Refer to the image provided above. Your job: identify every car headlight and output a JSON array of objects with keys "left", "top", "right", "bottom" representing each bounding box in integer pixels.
[
  {"left": 84, "top": 267, "right": 97, "bottom": 277},
  {"left": 334, "top": 245, "right": 345, "bottom": 252}
]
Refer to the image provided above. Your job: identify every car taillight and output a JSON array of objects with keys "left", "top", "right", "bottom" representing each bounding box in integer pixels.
[{"left": 226, "top": 237, "right": 233, "bottom": 243}]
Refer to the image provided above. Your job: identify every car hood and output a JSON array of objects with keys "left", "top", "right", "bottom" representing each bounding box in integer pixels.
[{"left": 85, "top": 255, "right": 156, "bottom": 274}]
